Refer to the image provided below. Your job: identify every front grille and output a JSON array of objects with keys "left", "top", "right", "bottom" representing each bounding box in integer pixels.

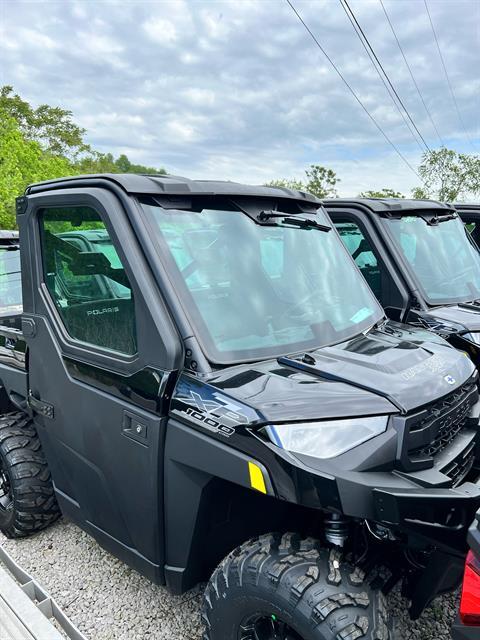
[
  {"left": 442, "top": 440, "right": 476, "bottom": 487},
  {"left": 407, "top": 378, "right": 478, "bottom": 460}
]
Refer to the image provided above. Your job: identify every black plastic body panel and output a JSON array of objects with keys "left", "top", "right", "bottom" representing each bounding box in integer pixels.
[{"left": 450, "top": 619, "right": 480, "bottom": 640}]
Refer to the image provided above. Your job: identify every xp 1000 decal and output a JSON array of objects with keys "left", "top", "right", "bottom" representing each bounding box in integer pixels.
[{"left": 171, "top": 375, "right": 261, "bottom": 437}]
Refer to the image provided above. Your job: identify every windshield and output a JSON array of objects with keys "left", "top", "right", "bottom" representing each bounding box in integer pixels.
[
  {"left": 0, "top": 247, "right": 22, "bottom": 317},
  {"left": 142, "top": 204, "right": 383, "bottom": 363},
  {"left": 382, "top": 215, "right": 480, "bottom": 305}
]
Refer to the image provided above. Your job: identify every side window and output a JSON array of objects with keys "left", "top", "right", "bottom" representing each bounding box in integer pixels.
[
  {"left": 0, "top": 246, "right": 22, "bottom": 317},
  {"left": 39, "top": 206, "right": 137, "bottom": 355},
  {"left": 335, "top": 220, "right": 383, "bottom": 302},
  {"left": 466, "top": 221, "right": 480, "bottom": 247}
]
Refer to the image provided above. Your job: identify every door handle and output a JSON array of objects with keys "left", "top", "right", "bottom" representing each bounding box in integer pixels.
[{"left": 122, "top": 410, "right": 148, "bottom": 444}]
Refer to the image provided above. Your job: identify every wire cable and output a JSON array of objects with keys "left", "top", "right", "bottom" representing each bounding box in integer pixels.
[
  {"left": 424, "top": 0, "right": 476, "bottom": 149},
  {"left": 340, "top": 0, "right": 431, "bottom": 153},
  {"left": 379, "top": 0, "right": 444, "bottom": 148},
  {"left": 285, "top": 0, "right": 422, "bottom": 180}
]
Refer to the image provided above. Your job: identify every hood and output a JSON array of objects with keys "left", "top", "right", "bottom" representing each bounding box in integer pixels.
[
  {"left": 172, "top": 322, "right": 475, "bottom": 426},
  {"left": 421, "top": 304, "right": 480, "bottom": 333}
]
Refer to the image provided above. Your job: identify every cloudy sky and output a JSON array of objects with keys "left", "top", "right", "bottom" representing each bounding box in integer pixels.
[{"left": 1, "top": 0, "right": 479, "bottom": 195}]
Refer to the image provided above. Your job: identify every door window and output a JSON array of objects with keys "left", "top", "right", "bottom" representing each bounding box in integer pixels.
[
  {"left": 39, "top": 206, "right": 137, "bottom": 355},
  {"left": 335, "top": 221, "right": 383, "bottom": 302}
]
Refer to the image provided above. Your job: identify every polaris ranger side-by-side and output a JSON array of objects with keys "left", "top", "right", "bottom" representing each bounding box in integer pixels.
[
  {"left": 325, "top": 198, "right": 480, "bottom": 371},
  {"left": 1, "top": 176, "right": 480, "bottom": 640}
]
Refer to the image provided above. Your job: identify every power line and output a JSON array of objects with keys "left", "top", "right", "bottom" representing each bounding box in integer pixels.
[
  {"left": 379, "top": 0, "right": 444, "bottom": 148},
  {"left": 284, "top": 0, "right": 421, "bottom": 180},
  {"left": 424, "top": 0, "right": 476, "bottom": 150},
  {"left": 339, "top": 0, "right": 431, "bottom": 153}
]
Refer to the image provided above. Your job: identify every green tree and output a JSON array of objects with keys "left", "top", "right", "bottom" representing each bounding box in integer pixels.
[
  {"left": 266, "top": 164, "right": 340, "bottom": 198},
  {"left": 304, "top": 164, "right": 339, "bottom": 198},
  {"left": 0, "top": 87, "right": 170, "bottom": 228},
  {"left": 413, "top": 148, "right": 480, "bottom": 202},
  {"left": 0, "top": 85, "right": 89, "bottom": 158},
  {"left": 266, "top": 178, "right": 306, "bottom": 192},
  {"left": 358, "top": 188, "right": 405, "bottom": 199},
  {"left": 0, "top": 112, "right": 72, "bottom": 228}
]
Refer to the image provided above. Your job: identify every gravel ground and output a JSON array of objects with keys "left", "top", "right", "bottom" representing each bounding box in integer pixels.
[{"left": 1, "top": 518, "right": 458, "bottom": 640}]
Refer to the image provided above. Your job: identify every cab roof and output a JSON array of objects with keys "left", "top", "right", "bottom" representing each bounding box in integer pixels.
[
  {"left": 454, "top": 203, "right": 480, "bottom": 213},
  {"left": 323, "top": 197, "right": 455, "bottom": 214},
  {"left": 25, "top": 173, "right": 321, "bottom": 206}
]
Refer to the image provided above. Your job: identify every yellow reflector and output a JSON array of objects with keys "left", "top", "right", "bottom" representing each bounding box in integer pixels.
[{"left": 248, "top": 461, "right": 267, "bottom": 494}]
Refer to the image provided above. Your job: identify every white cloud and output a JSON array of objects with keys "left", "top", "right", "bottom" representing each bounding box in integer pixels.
[
  {"left": 0, "top": 0, "right": 478, "bottom": 197},
  {"left": 143, "top": 17, "right": 177, "bottom": 44}
]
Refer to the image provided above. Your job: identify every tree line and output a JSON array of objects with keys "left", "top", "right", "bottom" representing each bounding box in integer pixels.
[
  {"left": 1, "top": 85, "right": 479, "bottom": 229},
  {"left": 266, "top": 149, "right": 480, "bottom": 201},
  {"left": 0, "top": 86, "right": 166, "bottom": 228}
]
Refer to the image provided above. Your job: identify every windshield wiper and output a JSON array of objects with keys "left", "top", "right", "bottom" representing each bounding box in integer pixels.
[
  {"left": 258, "top": 211, "right": 331, "bottom": 232},
  {"left": 423, "top": 213, "right": 457, "bottom": 226}
]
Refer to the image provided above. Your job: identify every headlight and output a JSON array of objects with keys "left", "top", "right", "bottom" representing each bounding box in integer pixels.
[
  {"left": 464, "top": 332, "right": 480, "bottom": 345},
  {"left": 265, "top": 416, "right": 388, "bottom": 459}
]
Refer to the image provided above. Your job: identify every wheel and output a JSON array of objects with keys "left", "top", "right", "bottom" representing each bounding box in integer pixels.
[
  {"left": 202, "top": 533, "right": 392, "bottom": 640},
  {"left": 0, "top": 411, "right": 60, "bottom": 538}
]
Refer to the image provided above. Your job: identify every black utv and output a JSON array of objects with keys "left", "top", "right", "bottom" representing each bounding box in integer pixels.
[
  {"left": 325, "top": 198, "right": 480, "bottom": 371},
  {"left": 1, "top": 176, "right": 480, "bottom": 640}
]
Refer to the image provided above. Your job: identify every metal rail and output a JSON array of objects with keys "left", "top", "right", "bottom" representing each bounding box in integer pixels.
[{"left": 0, "top": 543, "right": 87, "bottom": 640}]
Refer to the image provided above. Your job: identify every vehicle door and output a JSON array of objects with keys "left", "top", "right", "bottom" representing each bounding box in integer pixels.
[{"left": 19, "top": 188, "right": 181, "bottom": 581}]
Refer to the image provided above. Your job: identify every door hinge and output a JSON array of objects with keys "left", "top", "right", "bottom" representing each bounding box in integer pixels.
[
  {"left": 15, "top": 196, "right": 28, "bottom": 215},
  {"left": 28, "top": 392, "right": 54, "bottom": 419}
]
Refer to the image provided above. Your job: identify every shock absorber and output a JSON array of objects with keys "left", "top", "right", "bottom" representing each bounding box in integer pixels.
[{"left": 324, "top": 512, "right": 349, "bottom": 547}]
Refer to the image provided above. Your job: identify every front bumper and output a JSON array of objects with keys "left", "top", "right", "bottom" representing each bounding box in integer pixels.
[{"left": 372, "top": 481, "right": 480, "bottom": 554}]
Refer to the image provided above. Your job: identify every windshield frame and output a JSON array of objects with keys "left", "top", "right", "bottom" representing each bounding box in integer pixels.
[
  {"left": 139, "top": 199, "right": 385, "bottom": 366},
  {"left": 379, "top": 212, "right": 480, "bottom": 306}
]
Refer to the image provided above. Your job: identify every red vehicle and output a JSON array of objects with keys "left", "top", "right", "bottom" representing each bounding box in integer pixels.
[{"left": 452, "top": 509, "right": 480, "bottom": 639}]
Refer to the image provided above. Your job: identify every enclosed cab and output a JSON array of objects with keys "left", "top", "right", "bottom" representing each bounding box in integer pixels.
[
  {"left": 1, "top": 177, "right": 480, "bottom": 640},
  {"left": 325, "top": 198, "right": 480, "bottom": 370}
]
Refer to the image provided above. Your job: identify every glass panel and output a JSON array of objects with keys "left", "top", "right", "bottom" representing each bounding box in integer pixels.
[
  {"left": 335, "top": 221, "right": 383, "bottom": 302},
  {"left": 0, "top": 248, "right": 22, "bottom": 317},
  {"left": 384, "top": 215, "right": 480, "bottom": 304},
  {"left": 142, "top": 205, "right": 383, "bottom": 363},
  {"left": 40, "top": 207, "right": 137, "bottom": 354}
]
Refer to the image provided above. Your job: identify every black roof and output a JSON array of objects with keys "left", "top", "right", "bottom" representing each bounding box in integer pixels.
[
  {"left": 454, "top": 203, "right": 480, "bottom": 213},
  {"left": 25, "top": 173, "right": 321, "bottom": 206},
  {"left": 323, "top": 197, "right": 455, "bottom": 214}
]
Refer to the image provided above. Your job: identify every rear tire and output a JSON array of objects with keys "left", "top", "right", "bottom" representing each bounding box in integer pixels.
[
  {"left": 202, "top": 533, "right": 392, "bottom": 640},
  {"left": 0, "top": 412, "right": 60, "bottom": 538}
]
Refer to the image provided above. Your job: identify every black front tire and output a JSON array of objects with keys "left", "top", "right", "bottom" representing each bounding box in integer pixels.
[
  {"left": 0, "top": 412, "right": 60, "bottom": 538},
  {"left": 202, "top": 533, "right": 392, "bottom": 640}
]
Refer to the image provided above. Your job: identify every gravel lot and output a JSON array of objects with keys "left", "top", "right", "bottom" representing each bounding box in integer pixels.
[{"left": 1, "top": 518, "right": 458, "bottom": 640}]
